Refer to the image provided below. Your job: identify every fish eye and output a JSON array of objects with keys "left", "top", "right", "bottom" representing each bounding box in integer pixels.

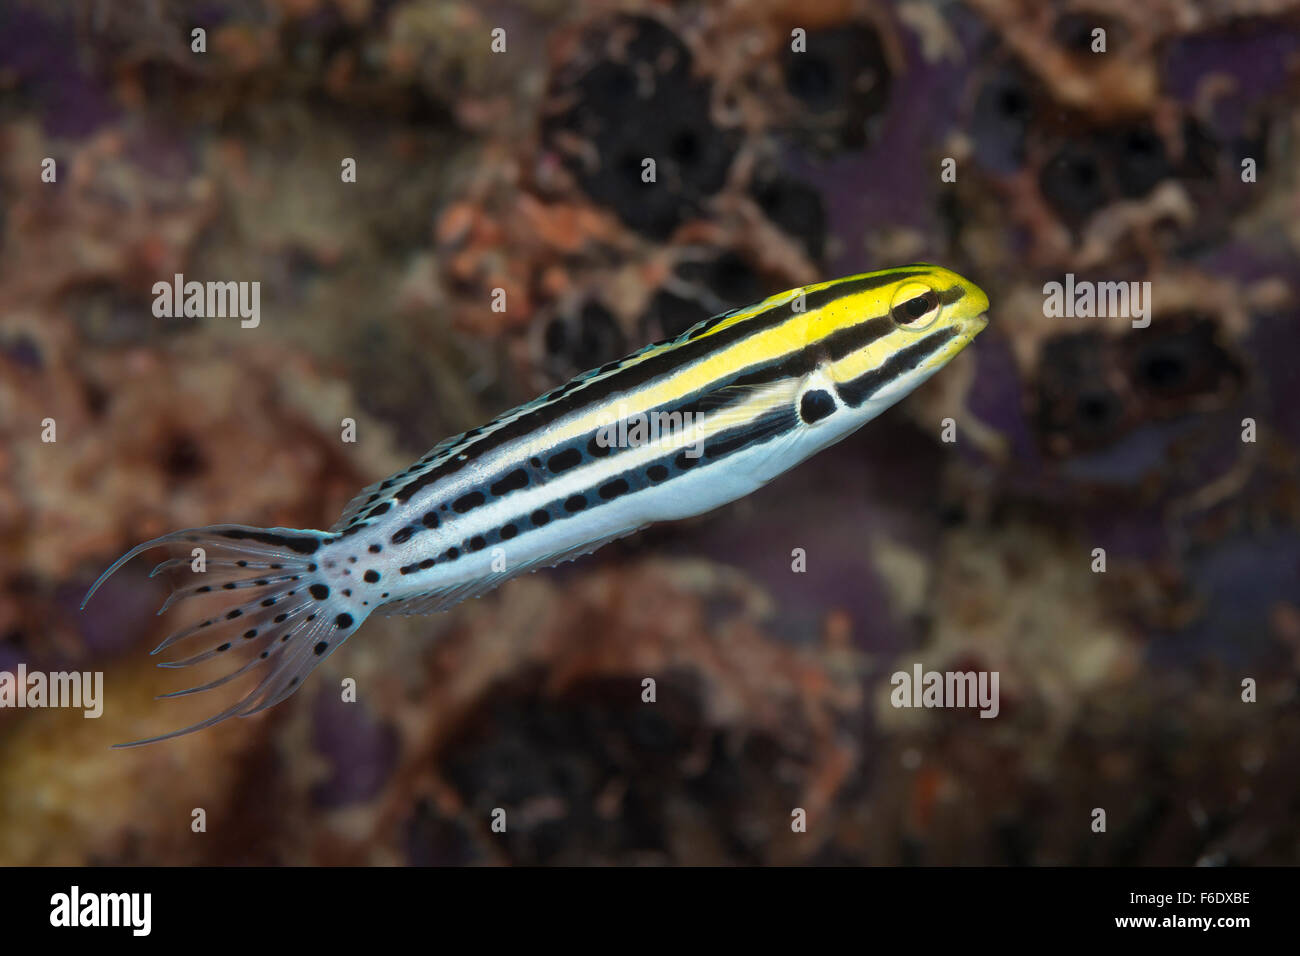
[
  {"left": 888, "top": 282, "right": 943, "bottom": 329},
  {"left": 889, "top": 282, "right": 942, "bottom": 330}
]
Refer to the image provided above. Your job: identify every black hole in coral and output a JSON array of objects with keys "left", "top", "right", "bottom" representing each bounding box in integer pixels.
[
  {"left": 161, "top": 433, "right": 205, "bottom": 480},
  {"left": 1040, "top": 144, "right": 1109, "bottom": 224},
  {"left": 786, "top": 56, "right": 833, "bottom": 104},
  {"left": 616, "top": 150, "right": 642, "bottom": 177},
  {"left": 544, "top": 318, "right": 568, "bottom": 356},
  {"left": 781, "top": 24, "right": 892, "bottom": 152},
  {"left": 541, "top": 15, "right": 735, "bottom": 238},
  {"left": 1071, "top": 160, "right": 1099, "bottom": 187},
  {"left": 1053, "top": 13, "right": 1100, "bottom": 54},
  {"left": 1139, "top": 352, "right": 1188, "bottom": 390},
  {"left": 1077, "top": 392, "right": 1121, "bottom": 426},
  {"left": 84, "top": 382, "right": 110, "bottom": 417},
  {"left": 1113, "top": 126, "right": 1169, "bottom": 197},
  {"left": 751, "top": 174, "right": 826, "bottom": 260},
  {"left": 669, "top": 129, "right": 699, "bottom": 164},
  {"left": 999, "top": 87, "right": 1029, "bottom": 119}
]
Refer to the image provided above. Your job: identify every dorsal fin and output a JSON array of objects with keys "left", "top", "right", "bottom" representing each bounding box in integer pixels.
[{"left": 328, "top": 432, "right": 471, "bottom": 532}]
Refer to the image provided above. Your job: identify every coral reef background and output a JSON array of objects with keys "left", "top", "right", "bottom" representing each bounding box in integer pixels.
[{"left": 2, "top": 0, "right": 1299, "bottom": 865}]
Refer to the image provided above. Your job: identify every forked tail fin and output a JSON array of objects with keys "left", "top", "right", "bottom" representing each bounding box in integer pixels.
[{"left": 82, "top": 524, "right": 367, "bottom": 746}]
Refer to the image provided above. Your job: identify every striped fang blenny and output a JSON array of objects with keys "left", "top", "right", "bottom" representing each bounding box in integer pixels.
[{"left": 83, "top": 264, "right": 989, "bottom": 746}]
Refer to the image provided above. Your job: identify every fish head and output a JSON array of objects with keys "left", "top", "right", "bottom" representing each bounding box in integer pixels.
[{"left": 807, "top": 264, "right": 990, "bottom": 413}]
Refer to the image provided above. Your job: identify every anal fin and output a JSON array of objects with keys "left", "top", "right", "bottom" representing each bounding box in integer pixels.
[{"left": 378, "top": 525, "right": 646, "bottom": 617}]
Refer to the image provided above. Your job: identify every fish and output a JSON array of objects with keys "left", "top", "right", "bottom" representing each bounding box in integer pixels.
[{"left": 83, "top": 263, "right": 990, "bottom": 745}]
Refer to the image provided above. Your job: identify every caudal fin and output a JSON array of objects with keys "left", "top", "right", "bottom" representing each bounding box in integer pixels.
[{"left": 83, "top": 524, "right": 367, "bottom": 747}]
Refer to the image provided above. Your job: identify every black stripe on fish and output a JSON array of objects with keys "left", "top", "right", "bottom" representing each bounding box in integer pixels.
[{"left": 836, "top": 327, "right": 960, "bottom": 408}]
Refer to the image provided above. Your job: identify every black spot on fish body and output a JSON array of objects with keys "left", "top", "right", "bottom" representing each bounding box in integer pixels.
[
  {"left": 548, "top": 448, "right": 583, "bottom": 473},
  {"left": 469, "top": 536, "right": 487, "bottom": 551},
  {"left": 453, "top": 491, "right": 486, "bottom": 513},
  {"left": 599, "top": 478, "right": 630, "bottom": 500},
  {"left": 532, "top": 509, "right": 551, "bottom": 526},
  {"left": 392, "top": 526, "right": 418, "bottom": 545},
  {"left": 490, "top": 469, "right": 529, "bottom": 496},
  {"left": 422, "top": 511, "right": 440, "bottom": 528},
  {"left": 364, "top": 570, "right": 380, "bottom": 583},
  {"left": 369, "top": 544, "right": 382, "bottom": 553},
  {"left": 647, "top": 464, "right": 669, "bottom": 482},
  {"left": 310, "top": 584, "right": 330, "bottom": 600},
  {"left": 564, "top": 495, "right": 588, "bottom": 513},
  {"left": 335, "top": 614, "right": 353, "bottom": 629},
  {"left": 314, "top": 642, "right": 328, "bottom": 656},
  {"left": 799, "top": 389, "right": 836, "bottom": 424}
]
